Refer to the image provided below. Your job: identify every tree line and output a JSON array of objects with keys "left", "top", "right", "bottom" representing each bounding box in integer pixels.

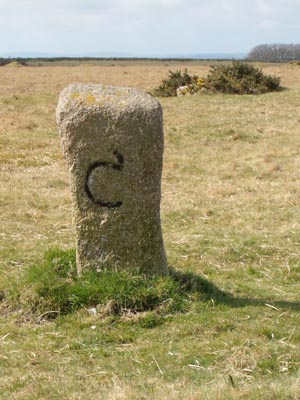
[
  {"left": 247, "top": 44, "right": 300, "bottom": 62},
  {"left": 0, "top": 56, "right": 198, "bottom": 67}
]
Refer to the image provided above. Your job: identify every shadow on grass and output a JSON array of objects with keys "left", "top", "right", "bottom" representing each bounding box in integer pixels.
[
  {"left": 170, "top": 267, "right": 300, "bottom": 311},
  {"left": 13, "top": 247, "right": 300, "bottom": 319}
]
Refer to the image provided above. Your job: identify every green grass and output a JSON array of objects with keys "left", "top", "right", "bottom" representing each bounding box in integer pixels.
[
  {"left": 2, "top": 247, "right": 300, "bottom": 398},
  {"left": 6, "top": 248, "right": 232, "bottom": 321},
  {"left": 1, "top": 61, "right": 300, "bottom": 399},
  {"left": 22, "top": 249, "right": 188, "bottom": 316}
]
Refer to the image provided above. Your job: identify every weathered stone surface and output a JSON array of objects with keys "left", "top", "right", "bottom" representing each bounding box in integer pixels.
[{"left": 56, "top": 84, "right": 167, "bottom": 275}]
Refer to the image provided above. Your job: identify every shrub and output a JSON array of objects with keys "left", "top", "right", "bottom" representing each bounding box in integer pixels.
[
  {"left": 0, "top": 58, "right": 27, "bottom": 67},
  {"left": 0, "top": 58, "right": 10, "bottom": 66},
  {"left": 153, "top": 69, "right": 199, "bottom": 97},
  {"left": 204, "top": 62, "right": 282, "bottom": 94},
  {"left": 289, "top": 60, "right": 300, "bottom": 66},
  {"left": 153, "top": 63, "right": 281, "bottom": 97}
]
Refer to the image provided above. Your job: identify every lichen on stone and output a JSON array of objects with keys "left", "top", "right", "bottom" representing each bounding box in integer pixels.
[{"left": 56, "top": 84, "right": 167, "bottom": 275}]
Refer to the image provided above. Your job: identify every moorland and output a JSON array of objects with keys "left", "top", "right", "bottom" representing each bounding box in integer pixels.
[{"left": 1, "top": 59, "right": 300, "bottom": 399}]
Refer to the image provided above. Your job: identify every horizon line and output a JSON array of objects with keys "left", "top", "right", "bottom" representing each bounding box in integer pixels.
[{"left": 0, "top": 51, "right": 247, "bottom": 59}]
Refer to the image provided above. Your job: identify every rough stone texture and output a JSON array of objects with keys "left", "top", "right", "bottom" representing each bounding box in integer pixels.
[{"left": 56, "top": 84, "right": 168, "bottom": 275}]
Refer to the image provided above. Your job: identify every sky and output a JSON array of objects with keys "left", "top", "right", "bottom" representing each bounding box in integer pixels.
[{"left": 0, "top": 0, "right": 299, "bottom": 57}]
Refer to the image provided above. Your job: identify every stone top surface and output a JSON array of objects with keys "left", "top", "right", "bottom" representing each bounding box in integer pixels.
[{"left": 56, "top": 84, "right": 160, "bottom": 125}]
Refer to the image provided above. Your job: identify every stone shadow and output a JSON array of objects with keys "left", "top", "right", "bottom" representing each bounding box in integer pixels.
[{"left": 169, "top": 267, "right": 300, "bottom": 311}]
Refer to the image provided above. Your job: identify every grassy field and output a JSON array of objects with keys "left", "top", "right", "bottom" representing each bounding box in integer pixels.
[{"left": 1, "top": 60, "right": 300, "bottom": 399}]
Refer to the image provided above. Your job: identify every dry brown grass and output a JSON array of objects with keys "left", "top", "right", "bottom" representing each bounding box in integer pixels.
[{"left": 1, "top": 60, "right": 300, "bottom": 399}]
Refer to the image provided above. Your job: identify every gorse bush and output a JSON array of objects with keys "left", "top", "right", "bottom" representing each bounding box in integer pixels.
[
  {"left": 203, "top": 62, "right": 282, "bottom": 94},
  {"left": 153, "top": 62, "right": 282, "bottom": 97},
  {"left": 289, "top": 60, "right": 300, "bottom": 66},
  {"left": 153, "top": 69, "right": 199, "bottom": 97}
]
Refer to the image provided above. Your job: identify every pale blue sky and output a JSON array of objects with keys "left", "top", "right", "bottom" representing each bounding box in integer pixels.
[{"left": 0, "top": 0, "right": 299, "bottom": 57}]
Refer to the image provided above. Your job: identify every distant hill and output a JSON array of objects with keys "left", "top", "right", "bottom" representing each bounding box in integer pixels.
[{"left": 0, "top": 52, "right": 246, "bottom": 60}]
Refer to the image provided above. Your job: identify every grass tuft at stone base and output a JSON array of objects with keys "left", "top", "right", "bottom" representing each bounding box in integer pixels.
[{"left": 11, "top": 249, "right": 228, "bottom": 321}]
